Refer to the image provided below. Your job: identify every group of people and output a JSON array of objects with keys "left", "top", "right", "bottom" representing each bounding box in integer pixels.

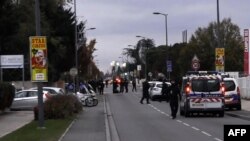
[{"left": 140, "top": 79, "right": 181, "bottom": 119}]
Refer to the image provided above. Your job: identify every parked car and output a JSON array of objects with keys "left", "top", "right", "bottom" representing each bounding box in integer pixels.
[
  {"left": 29, "top": 87, "right": 65, "bottom": 95},
  {"left": 223, "top": 77, "right": 241, "bottom": 110},
  {"left": 148, "top": 81, "right": 171, "bottom": 101},
  {"left": 10, "top": 90, "right": 50, "bottom": 111}
]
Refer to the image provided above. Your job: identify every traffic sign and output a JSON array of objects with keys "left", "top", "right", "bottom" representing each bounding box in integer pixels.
[
  {"left": 192, "top": 55, "right": 200, "bottom": 71},
  {"left": 166, "top": 60, "right": 172, "bottom": 72}
]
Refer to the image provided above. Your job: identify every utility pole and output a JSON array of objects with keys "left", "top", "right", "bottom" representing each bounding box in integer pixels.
[{"left": 35, "top": 0, "right": 44, "bottom": 128}]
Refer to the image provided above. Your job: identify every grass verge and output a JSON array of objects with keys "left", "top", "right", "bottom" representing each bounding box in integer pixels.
[{"left": 0, "top": 117, "right": 74, "bottom": 141}]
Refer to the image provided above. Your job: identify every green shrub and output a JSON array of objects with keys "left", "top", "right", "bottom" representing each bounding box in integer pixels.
[
  {"left": 43, "top": 94, "right": 83, "bottom": 119},
  {"left": 0, "top": 82, "right": 15, "bottom": 111}
]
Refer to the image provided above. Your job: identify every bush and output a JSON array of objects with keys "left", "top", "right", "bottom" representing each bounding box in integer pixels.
[
  {"left": 43, "top": 94, "right": 83, "bottom": 119},
  {"left": 0, "top": 82, "right": 15, "bottom": 111}
]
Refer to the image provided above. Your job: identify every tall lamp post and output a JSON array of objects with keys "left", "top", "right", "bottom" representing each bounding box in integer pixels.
[{"left": 153, "top": 12, "right": 171, "bottom": 80}]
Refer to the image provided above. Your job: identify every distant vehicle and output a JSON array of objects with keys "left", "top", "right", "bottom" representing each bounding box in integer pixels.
[
  {"left": 148, "top": 81, "right": 171, "bottom": 101},
  {"left": 180, "top": 71, "right": 225, "bottom": 117},
  {"left": 10, "top": 90, "right": 50, "bottom": 111},
  {"left": 223, "top": 77, "right": 241, "bottom": 110},
  {"left": 29, "top": 87, "right": 65, "bottom": 95}
]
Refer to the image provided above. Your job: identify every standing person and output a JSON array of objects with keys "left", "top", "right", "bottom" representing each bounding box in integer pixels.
[
  {"left": 161, "top": 80, "right": 169, "bottom": 102},
  {"left": 132, "top": 78, "right": 137, "bottom": 92},
  {"left": 140, "top": 80, "right": 150, "bottom": 104},
  {"left": 124, "top": 78, "right": 129, "bottom": 93},
  {"left": 168, "top": 79, "right": 181, "bottom": 119}
]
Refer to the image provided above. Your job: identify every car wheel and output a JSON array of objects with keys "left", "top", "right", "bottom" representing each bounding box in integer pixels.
[
  {"left": 85, "top": 97, "right": 94, "bottom": 107},
  {"left": 218, "top": 111, "right": 224, "bottom": 117},
  {"left": 236, "top": 104, "right": 242, "bottom": 110}
]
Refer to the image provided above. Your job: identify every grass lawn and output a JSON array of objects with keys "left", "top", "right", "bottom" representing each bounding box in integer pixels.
[{"left": 0, "top": 118, "right": 74, "bottom": 141}]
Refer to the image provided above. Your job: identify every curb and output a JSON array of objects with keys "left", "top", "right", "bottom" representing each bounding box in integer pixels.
[{"left": 104, "top": 95, "right": 120, "bottom": 141}]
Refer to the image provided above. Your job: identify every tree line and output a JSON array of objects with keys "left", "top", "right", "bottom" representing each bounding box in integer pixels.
[
  {"left": 0, "top": 0, "right": 100, "bottom": 83},
  {"left": 123, "top": 18, "right": 244, "bottom": 81}
]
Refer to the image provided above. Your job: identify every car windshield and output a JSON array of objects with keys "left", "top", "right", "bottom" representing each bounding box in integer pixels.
[
  {"left": 191, "top": 79, "right": 220, "bottom": 92},
  {"left": 224, "top": 80, "right": 236, "bottom": 91},
  {"left": 156, "top": 84, "right": 163, "bottom": 88}
]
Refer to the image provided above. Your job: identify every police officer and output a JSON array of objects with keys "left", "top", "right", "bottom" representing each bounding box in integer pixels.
[
  {"left": 168, "top": 79, "right": 181, "bottom": 119},
  {"left": 161, "top": 80, "right": 169, "bottom": 102},
  {"left": 140, "top": 80, "right": 150, "bottom": 104}
]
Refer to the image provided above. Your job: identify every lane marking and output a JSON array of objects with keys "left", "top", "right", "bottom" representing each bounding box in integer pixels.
[
  {"left": 191, "top": 126, "right": 200, "bottom": 131},
  {"left": 214, "top": 138, "right": 223, "bottom": 141},
  {"left": 201, "top": 131, "right": 212, "bottom": 136},
  {"left": 183, "top": 123, "right": 190, "bottom": 127}
]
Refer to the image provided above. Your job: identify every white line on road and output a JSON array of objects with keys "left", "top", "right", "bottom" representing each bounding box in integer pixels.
[
  {"left": 176, "top": 120, "right": 182, "bottom": 123},
  {"left": 191, "top": 126, "right": 200, "bottom": 131},
  {"left": 201, "top": 131, "right": 212, "bottom": 136},
  {"left": 183, "top": 123, "right": 190, "bottom": 127},
  {"left": 214, "top": 137, "right": 223, "bottom": 141}
]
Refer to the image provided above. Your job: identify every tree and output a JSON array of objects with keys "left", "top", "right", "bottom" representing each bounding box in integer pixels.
[{"left": 186, "top": 18, "right": 243, "bottom": 72}]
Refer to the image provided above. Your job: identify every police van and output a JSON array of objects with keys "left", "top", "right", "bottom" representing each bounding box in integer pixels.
[{"left": 179, "top": 71, "right": 225, "bottom": 117}]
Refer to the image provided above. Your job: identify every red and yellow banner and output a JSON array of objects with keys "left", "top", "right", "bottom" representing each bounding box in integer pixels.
[
  {"left": 30, "top": 36, "right": 48, "bottom": 82},
  {"left": 215, "top": 48, "right": 225, "bottom": 72}
]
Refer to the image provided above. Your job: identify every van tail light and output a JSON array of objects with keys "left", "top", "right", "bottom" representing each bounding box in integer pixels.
[
  {"left": 221, "top": 84, "right": 225, "bottom": 95},
  {"left": 237, "top": 87, "right": 240, "bottom": 96},
  {"left": 185, "top": 85, "right": 191, "bottom": 95}
]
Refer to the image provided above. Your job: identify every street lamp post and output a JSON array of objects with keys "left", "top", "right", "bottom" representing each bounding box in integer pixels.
[{"left": 153, "top": 12, "right": 171, "bottom": 80}]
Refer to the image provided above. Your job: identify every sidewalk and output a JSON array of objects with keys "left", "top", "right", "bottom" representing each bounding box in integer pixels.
[
  {"left": 0, "top": 98, "right": 249, "bottom": 140},
  {"left": 0, "top": 110, "right": 33, "bottom": 138}
]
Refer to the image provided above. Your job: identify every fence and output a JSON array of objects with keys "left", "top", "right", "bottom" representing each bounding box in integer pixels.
[{"left": 237, "top": 76, "right": 250, "bottom": 100}]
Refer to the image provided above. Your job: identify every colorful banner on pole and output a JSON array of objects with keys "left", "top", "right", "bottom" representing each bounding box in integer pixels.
[
  {"left": 215, "top": 48, "right": 225, "bottom": 72},
  {"left": 30, "top": 36, "right": 48, "bottom": 82}
]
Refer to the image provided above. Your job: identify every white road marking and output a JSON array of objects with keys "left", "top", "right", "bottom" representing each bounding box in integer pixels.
[
  {"left": 201, "top": 131, "right": 212, "bottom": 136},
  {"left": 214, "top": 138, "right": 223, "bottom": 141},
  {"left": 183, "top": 123, "right": 190, "bottom": 127},
  {"left": 146, "top": 103, "right": 222, "bottom": 141},
  {"left": 191, "top": 126, "right": 200, "bottom": 131}
]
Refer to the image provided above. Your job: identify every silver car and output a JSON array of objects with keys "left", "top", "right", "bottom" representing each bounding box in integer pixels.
[
  {"left": 29, "top": 87, "right": 65, "bottom": 95},
  {"left": 10, "top": 90, "right": 50, "bottom": 111}
]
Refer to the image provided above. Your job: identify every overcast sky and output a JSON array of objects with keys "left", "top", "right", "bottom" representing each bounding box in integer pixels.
[{"left": 72, "top": 0, "right": 250, "bottom": 73}]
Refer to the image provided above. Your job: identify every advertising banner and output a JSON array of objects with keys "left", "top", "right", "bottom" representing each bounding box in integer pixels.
[
  {"left": 29, "top": 36, "right": 48, "bottom": 82},
  {"left": 215, "top": 48, "right": 225, "bottom": 72},
  {"left": 244, "top": 29, "right": 249, "bottom": 75}
]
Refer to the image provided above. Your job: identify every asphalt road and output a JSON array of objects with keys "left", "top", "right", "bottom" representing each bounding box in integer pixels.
[{"left": 106, "top": 86, "right": 250, "bottom": 141}]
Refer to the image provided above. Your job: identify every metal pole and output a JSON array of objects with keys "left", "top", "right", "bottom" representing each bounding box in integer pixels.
[
  {"left": 35, "top": 0, "right": 44, "bottom": 128},
  {"left": 165, "top": 14, "right": 168, "bottom": 47},
  {"left": 74, "top": 0, "right": 78, "bottom": 93},
  {"left": 217, "top": 0, "right": 220, "bottom": 48}
]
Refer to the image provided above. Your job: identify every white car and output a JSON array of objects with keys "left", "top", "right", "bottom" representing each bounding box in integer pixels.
[
  {"left": 148, "top": 81, "right": 171, "bottom": 101},
  {"left": 223, "top": 77, "right": 241, "bottom": 110},
  {"left": 10, "top": 90, "right": 50, "bottom": 110},
  {"left": 29, "top": 87, "right": 65, "bottom": 95}
]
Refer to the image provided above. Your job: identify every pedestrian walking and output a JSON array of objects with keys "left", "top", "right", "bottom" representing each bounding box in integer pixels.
[
  {"left": 140, "top": 80, "right": 150, "bottom": 104},
  {"left": 168, "top": 79, "right": 181, "bottom": 119},
  {"left": 98, "top": 79, "right": 105, "bottom": 95},
  {"left": 160, "top": 80, "right": 169, "bottom": 102},
  {"left": 132, "top": 78, "right": 137, "bottom": 92},
  {"left": 124, "top": 78, "right": 129, "bottom": 93}
]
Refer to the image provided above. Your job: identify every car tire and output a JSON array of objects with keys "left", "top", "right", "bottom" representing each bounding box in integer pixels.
[
  {"left": 218, "top": 111, "right": 224, "bottom": 117},
  {"left": 236, "top": 104, "right": 242, "bottom": 110}
]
